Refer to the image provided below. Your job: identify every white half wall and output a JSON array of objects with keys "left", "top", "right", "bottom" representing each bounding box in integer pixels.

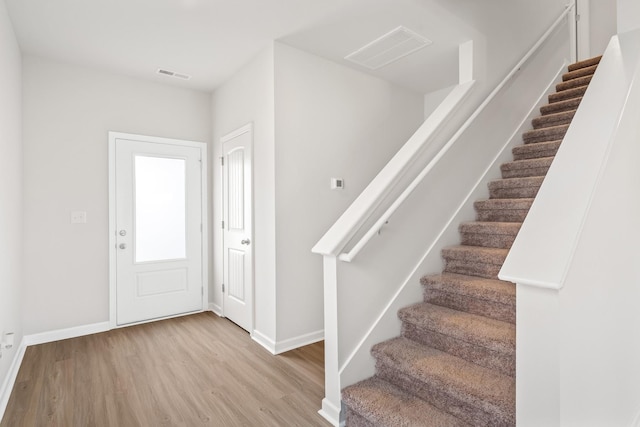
[
  {"left": 22, "top": 56, "right": 211, "bottom": 335},
  {"left": 0, "top": 0, "right": 23, "bottom": 405},
  {"left": 273, "top": 42, "right": 424, "bottom": 344}
]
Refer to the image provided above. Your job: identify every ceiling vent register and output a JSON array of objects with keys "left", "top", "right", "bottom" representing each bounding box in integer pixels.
[
  {"left": 345, "top": 26, "right": 432, "bottom": 70},
  {"left": 156, "top": 68, "right": 191, "bottom": 80}
]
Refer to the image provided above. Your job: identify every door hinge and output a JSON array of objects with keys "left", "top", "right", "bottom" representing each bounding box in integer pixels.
[
  {"left": 220, "top": 156, "right": 224, "bottom": 166},
  {"left": 221, "top": 220, "right": 225, "bottom": 229},
  {"left": 200, "top": 223, "right": 203, "bottom": 232},
  {"left": 222, "top": 283, "right": 225, "bottom": 293}
]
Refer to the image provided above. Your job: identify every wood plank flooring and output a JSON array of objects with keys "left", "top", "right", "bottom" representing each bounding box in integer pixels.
[{"left": 1, "top": 312, "right": 329, "bottom": 426}]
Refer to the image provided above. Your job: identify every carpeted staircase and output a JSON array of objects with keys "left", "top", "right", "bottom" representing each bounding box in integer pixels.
[{"left": 341, "top": 55, "right": 602, "bottom": 427}]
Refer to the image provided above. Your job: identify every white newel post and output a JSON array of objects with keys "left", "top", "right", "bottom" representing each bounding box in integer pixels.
[{"left": 319, "top": 255, "right": 341, "bottom": 426}]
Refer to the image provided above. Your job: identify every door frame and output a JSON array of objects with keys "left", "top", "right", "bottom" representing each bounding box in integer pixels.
[
  {"left": 108, "top": 131, "right": 208, "bottom": 329},
  {"left": 220, "top": 123, "right": 255, "bottom": 332}
]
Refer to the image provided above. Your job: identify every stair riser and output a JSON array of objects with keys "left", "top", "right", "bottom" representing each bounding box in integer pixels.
[
  {"left": 345, "top": 409, "right": 374, "bottom": 427},
  {"left": 401, "top": 323, "right": 515, "bottom": 377},
  {"left": 562, "top": 64, "right": 597, "bottom": 81},
  {"left": 523, "top": 128, "right": 567, "bottom": 144},
  {"left": 556, "top": 75, "right": 592, "bottom": 92},
  {"left": 444, "top": 260, "right": 502, "bottom": 280},
  {"left": 532, "top": 111, "right": 575, "bottom": 129},
  {"left": 501, "top": 166, "right": 550, "bottom": 179},
  {"left": 375, "top": 363, "right": 513, "bottom": 427},
  {"left": 548, "top": 86, "right": 587, "bottom": 103},
  {"left": 568, "top": 56, "right": 601, "bottom": 71},
  {"left": 460, "top": 233, "right": 516, "bottom": 249},
  {"left": 489, "top": 186, "right": 540, "bottom": 199},
  {"left": 476, "top": 210, "right": 529, "bottom": 222},
  {"left": 540, "top": 98, "right": 582, "bottom": 115},
  {"left": 512, "top": 145, "right": 559, "bottom": 161},
  {"left": 424, "top": 289, "right": 515, "bottom": 324}
]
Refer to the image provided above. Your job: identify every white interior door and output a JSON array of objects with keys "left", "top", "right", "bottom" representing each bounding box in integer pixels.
[
  {"left": 222, "top": 124, "right": 253, "bottom": 332},
  {"left": 109, "top": 132, "right": 207, "bottom": 326}
]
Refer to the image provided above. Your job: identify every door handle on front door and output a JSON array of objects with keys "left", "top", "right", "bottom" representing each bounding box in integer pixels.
[{"left": 241, "top": 239, "right": 251, "bottom": 245}]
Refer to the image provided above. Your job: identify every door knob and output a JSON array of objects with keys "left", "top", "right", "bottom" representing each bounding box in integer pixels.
[
  {"left": 241, "top": 239, "right": 251, "bottom": 245},
  {"left": 119, "top": 243, "right": 127, "bottom": 249}
]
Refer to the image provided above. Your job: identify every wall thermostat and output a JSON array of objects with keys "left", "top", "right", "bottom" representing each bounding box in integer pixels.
[{"left": 331, "top": 178, "right": 345, "bottom": 190}]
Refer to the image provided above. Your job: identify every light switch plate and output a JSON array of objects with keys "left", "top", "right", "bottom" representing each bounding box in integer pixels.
[{"left": 71, "top": 211, "right": 87, "bottom": 224}]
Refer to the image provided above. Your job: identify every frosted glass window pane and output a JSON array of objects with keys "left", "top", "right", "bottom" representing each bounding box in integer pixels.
[{"left": 135, "top": 156, "right": 186, "bottom": 263}]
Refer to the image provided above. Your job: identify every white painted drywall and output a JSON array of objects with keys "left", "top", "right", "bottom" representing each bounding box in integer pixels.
[
  {"left": 211, "top": 45, "right": 277, "bottom": 341},
  {"left": 618, "top": 0, "right": 640, "bottom": 33},
  {"left": 590, "top": 0, "right": 617, "bottom": 56},
  {"left": 22, "top": 56, "right": 211, "bottom": 334},
  {"left": 0, "top": 0, "right": 23, "bottom": 393},
  {"left": 423, "top": 85, "right": 455, "bottom": 120},
  {"left": 273, "top": 42, "right": 424, "bottom": 343}
]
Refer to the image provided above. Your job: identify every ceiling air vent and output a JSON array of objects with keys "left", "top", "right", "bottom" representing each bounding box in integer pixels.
[
  {"left": 345, "top": 26, "right": 432, "bottom": 70},
  {"left": 156, "top": 68, "right": 191, "bottom": 80}
]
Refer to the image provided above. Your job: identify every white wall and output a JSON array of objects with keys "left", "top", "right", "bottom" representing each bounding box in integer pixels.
[
  {"left": 0, "top": 0, "right": 23, "bottom": 393},
  {"left": 210, "top": 45, "right": 277, "bottom": 340},
  {"left": 22, "top": 56, "right": 211, "bottom": 334},
  {"left": 273, "top": 43, "right": 424, "bottom": 344},
  {"left": 618, "top": 0, "right": 640, "bottom": 33},
  {"left": 590, "top": 0, "right": 617, "bottom": 56}
]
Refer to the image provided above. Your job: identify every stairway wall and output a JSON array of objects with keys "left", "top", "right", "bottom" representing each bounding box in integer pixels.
[
  {"left": 337, "top": 21, "right": 573, "bottom": 390},
  {"left": 0, "top": 0, "right": 23, "bottom": 411}
]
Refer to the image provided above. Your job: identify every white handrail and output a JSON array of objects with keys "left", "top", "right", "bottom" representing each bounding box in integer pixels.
[{"left": 337, "top": 2, "right": 576, "bottom": 262}]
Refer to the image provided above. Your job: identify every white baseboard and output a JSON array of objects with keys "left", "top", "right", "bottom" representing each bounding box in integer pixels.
[
  {"left": 252, "top": 329, "right": 324, "bottom": 355},
  {"left": 0, "top": 337, "right": 27, "bottom": 421},
  {"left": 208, "top": 302, "right": 222, "bottom": 316},
  {"left": 251, "top": 330, "right": 277, "bottom": 354},
  {"left": 23, "top": 321, "right": 110, "bottom": 346},
  {"left": 274, "top": 329, "right": 324, "bottom": 354},
  {"left": 318, "top": 398, "right": 341, "bottom": 427}
]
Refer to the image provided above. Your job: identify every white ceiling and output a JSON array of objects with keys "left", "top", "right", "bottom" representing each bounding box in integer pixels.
[{"left": 3, "top": 0, "right": 477, "bottom": 94}]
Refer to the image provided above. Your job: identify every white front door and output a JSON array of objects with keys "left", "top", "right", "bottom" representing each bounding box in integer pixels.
[
  {"left": 222, "top": 124, "right": 253, "bottom": 332},
  {"left": 109, "top": 132, "right": 207, "bottom": 326}
]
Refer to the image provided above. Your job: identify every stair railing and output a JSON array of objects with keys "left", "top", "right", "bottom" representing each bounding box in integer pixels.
[{"left": 313, "top": 4, "right": 576, "bottom": 425}]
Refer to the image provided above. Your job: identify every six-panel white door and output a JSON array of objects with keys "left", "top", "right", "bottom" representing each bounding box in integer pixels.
[
  {"left": 111, "top": 134, "right": 205, "bottom": 326},
  {"left": 222, "top": 124, "right": 253, "bottom": 332}
]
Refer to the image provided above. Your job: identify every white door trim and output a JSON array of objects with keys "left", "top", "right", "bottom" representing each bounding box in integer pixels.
[{"left": 108, "top": 131, "right": 208, "bottom": 329}]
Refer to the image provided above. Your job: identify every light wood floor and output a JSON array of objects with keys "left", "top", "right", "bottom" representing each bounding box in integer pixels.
[{"left": 1, "top": 312, "right": 329, "bottom": 427}]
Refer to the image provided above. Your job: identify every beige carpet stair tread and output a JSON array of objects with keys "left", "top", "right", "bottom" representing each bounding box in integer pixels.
[
  {"left": 562, "top": 64, "right": 597, "bottom": 81},
  {"left": 522, "top": 124, "right": 569, "bottom": 144},
  {"left": 442, "top": 245, "right": 508, "bottom": 265},
  {"left": 459, "top": 221, "right": 520, "bottom": 249},
  {"left": 556, "top": 74, "right": 592, "bottom": 92},
  {"left": 540, "top": 96, "right": 582, "bottom": 115},
  {"left": 548, "top": 85, "right": 588, "bottom": 103},
  {"left": 500, "top": 156, "right": 553, "bottom": 179},
  {"left": 532, "top": 109, "right": 576, "bottom": 129},
  {"left": 421, "top": 273, "right": 515, "bottom": 306},
  {"left": 512, "top": 140, "right": 561, "bottom": 161},
  {"left": 398, "top": 303, "right": 515, "bottom": 355},
  {"left": 343, "top": 377, "right": 471, "bottom": 427},
  {"left": 567, "top": 55, "right": 602, "bottom": 71},
  {"left": 373, "top": 337, "right": 515, "bottom": 425},
  {"left": 459, "top": 221, "right": 521, "bottom": 236}
]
